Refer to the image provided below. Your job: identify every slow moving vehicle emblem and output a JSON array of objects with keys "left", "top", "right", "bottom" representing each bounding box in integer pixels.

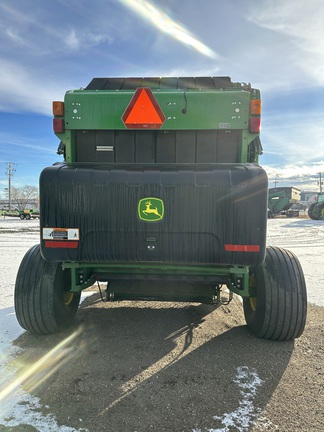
[
  {"left": 138, "top": 197, "right": 164, "bottom": 222},
  {"left": 122, "top": 88, "right": 165, "bottom": 129}
]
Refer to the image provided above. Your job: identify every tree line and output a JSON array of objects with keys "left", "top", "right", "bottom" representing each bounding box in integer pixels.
[{"left": 1, "top": 185, "right": 39, "bottom": 211}]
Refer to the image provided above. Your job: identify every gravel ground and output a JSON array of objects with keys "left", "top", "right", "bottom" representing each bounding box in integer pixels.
[
  {"left": 0, "top": 217, "right": 323, "bottom": 431},
  {"left": 5, "top": 294, "right": 324, "bottom": 432}
]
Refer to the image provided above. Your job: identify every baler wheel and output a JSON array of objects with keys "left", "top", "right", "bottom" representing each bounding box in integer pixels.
[
  {"left": 14, "top": 244, "right": 80, "bottom": 334},
  {"left": 243, "top": 246, "right": 307, "bottom": 341}
]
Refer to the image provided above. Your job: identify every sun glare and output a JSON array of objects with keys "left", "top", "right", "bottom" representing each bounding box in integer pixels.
[
  {"left": 0, "top": 328, "right": 83, "bottom": 405},
  {"left": 118, "top": 0, "right": 218, "bottom": 59}
]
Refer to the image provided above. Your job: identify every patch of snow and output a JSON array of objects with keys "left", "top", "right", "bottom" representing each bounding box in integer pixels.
[
  {"left": 1, "top": 392, "right": 88, "bottom": 431},
  {"left": 193, "top": 366, "right": 265, "bottom": 432}
]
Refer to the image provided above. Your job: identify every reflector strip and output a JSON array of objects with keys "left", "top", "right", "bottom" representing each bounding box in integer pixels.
[
  {"left": 122, "top": 88, "right": 165, "bottom": 129},
  {"left": 45, "top": 241, "right": 79, "bottom": 249},
  {"left": 225, "top": 244, "right": 260, "bottom": 252}
]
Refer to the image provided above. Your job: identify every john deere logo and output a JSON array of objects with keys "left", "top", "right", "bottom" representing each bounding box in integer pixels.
[{"left": 138, "top": 197, "right": 164, "bottom": 222}]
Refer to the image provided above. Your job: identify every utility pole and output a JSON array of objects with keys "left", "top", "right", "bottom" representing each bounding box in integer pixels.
[
  {"left": 319, "top": 172, "right": 323, "bottom": 195},
  {"left": 5, "top": 162, "right": 15, "bottom": 211},
  {"left": 273, "top": 177, "right": 279, "bottom": 190}
]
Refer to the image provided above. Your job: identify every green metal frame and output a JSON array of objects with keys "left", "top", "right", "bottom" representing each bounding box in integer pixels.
[{"left": 62, "top": 262, "right": 251, "bottom": 299}]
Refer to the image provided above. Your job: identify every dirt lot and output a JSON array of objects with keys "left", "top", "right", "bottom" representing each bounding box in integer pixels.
[{"left": 5, "top": 292, "right": 323, "bottom": 432}]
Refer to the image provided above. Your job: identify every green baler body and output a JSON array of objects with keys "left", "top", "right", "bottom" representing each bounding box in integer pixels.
[{"left": 40, "top": 77, "right": 267, "bottom": 300}]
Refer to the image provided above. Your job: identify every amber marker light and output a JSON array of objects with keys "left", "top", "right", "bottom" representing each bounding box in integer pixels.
[
  {"left": 52, "top": 101, "right": 64, "bottom": 116},
  {"left": 250, "top": 99, "right": 261, "bottom": 115}
]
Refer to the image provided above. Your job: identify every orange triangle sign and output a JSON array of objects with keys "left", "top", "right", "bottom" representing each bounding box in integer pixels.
[{"left": 122, "top": 88, "right": 165, "bottom": 129}]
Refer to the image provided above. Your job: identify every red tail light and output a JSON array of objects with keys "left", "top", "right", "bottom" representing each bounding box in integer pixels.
[
  {"left": 53, "top": 118, "right": 65, "bottom": 133},
  {"left": 249, "top": 117, "right": 261, "bottom": 133}
]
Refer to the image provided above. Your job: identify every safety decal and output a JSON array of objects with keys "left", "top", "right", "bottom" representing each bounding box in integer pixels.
[{"left": 43, "top": 228, "right": 80, "bottom": 241}]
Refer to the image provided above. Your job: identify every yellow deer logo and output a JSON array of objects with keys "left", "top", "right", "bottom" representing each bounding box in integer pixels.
[
  {"left": 138, "top": 197, "right": 164, "bottom": 222},
  {"left": 143, "top": 201, "right": 162, "bottom": 218}
]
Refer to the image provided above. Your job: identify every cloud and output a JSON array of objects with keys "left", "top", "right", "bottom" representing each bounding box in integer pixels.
[
  {"left": 63, "top": 29, "right": 113, "bottom": 53},
  {"left": 0, "top": 25, "right": 26, "bottom": 46},
  {"left": 0, "top": 131, "right": 54, "bottom": 159},
  {"left": 117, "top": 0, "right": 218, "bottom": 59},
  {"left": 65, "top": 29, "right": 80, "bottom": 51},
  {"left": 0, "top": 2, "right": 113, "bottom": 57},
  {"left": 247, "top": 0, "right": 324, "bottom": 86},
  {"left": 261, "top": 110, "right": 324, "bottom": 166},
  {"left": 264, "top": 161, "right": 324, "bottom": 190},
  {"left": 0, "top": 60, "right": 69, "bottom": 114}
]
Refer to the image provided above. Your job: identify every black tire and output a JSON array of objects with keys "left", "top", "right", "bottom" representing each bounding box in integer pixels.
[
  {"left": 307, "top": 203, "right": 318, "bottom": 220},
  {"left": 25, "top": 213, "right": 31, "bottom": 220},
  {"left": 19, "top": 214, "right": 25, "bottom": 220},
  {"left": 319, "top": 204, "right": 324, "bottom": 220},
  {"left": 243, "top": 246, "right": 307, "bottom": 341},
  {"left": 15, "top": 245, "right": 81, "bottom": 334}
]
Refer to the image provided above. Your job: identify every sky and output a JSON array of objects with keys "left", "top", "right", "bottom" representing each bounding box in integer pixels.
[{"left": 0, "top": 0, "right": 324, "bottom": 195}]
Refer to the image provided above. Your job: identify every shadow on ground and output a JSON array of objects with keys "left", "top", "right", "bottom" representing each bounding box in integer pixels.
[{"left": 1, "top": 294, "right": 302, "bottom": 431}]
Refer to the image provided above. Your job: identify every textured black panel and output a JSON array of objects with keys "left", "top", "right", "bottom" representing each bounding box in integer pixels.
[
  {"left": 40, "top": 163, "right": 267, "bottom": 266},
  {"left": 85, "top": 78, "right": 108, "bottom": 90},
  {"left": 115, "top": 130, "right": 134, "bottom": 162},
  {"left": 156, "top": 131, "right": 176, "bottom": 163},
  {"left": 175, "top": 131, "right": 196, "bottom": 162},
  {"left": 103, "top": 78, "right": 125, "bottom": 90},
  {"left": 196, "top": 130, "right": 218, "bottom": 163},
  {"left": 121, "top": 78, "right": 144, "bottom": 89},
  {"left": 85, "top": 77, "right": 233, "bottom": 90},
  {"left": 75, "top": 130, "right": 240, "bottom": 163},
  {"left": 141, "top": 77, "right": 161, "bottom": 89},
  {"left": 177, "top": 77, "right": 195, "bottom": 89},
  {"left": 135, "top": 131, "right": 155, "bottom": 163},
  {"left": 195, "top": 77, "right": 215, "bottom": 89}
]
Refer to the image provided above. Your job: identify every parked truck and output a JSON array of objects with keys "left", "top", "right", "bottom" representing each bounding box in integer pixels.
[
  {"left": 19, "top": 209, "right": 40, "bottom": 220},
  {"left": 308, "top": 193, "right": 324, "bottom": 220},
  {"left": 268, "top": 187, "right": 301, "bottom": 218},
  {"left": 14, "top": 77, "right": 307, "bottom": 340}
]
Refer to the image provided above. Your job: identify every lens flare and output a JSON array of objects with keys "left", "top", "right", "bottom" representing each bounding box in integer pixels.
[
  {"left": 118, "top": 0, "right": 218, "bottom": 59},
  {"left": 0, "top": 327, "right": 83, "bottom": 404}
]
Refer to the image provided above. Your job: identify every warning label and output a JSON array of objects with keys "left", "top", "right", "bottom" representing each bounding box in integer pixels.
[{"left": 43, "top": 228, "right": 80, "bottom": 241}]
